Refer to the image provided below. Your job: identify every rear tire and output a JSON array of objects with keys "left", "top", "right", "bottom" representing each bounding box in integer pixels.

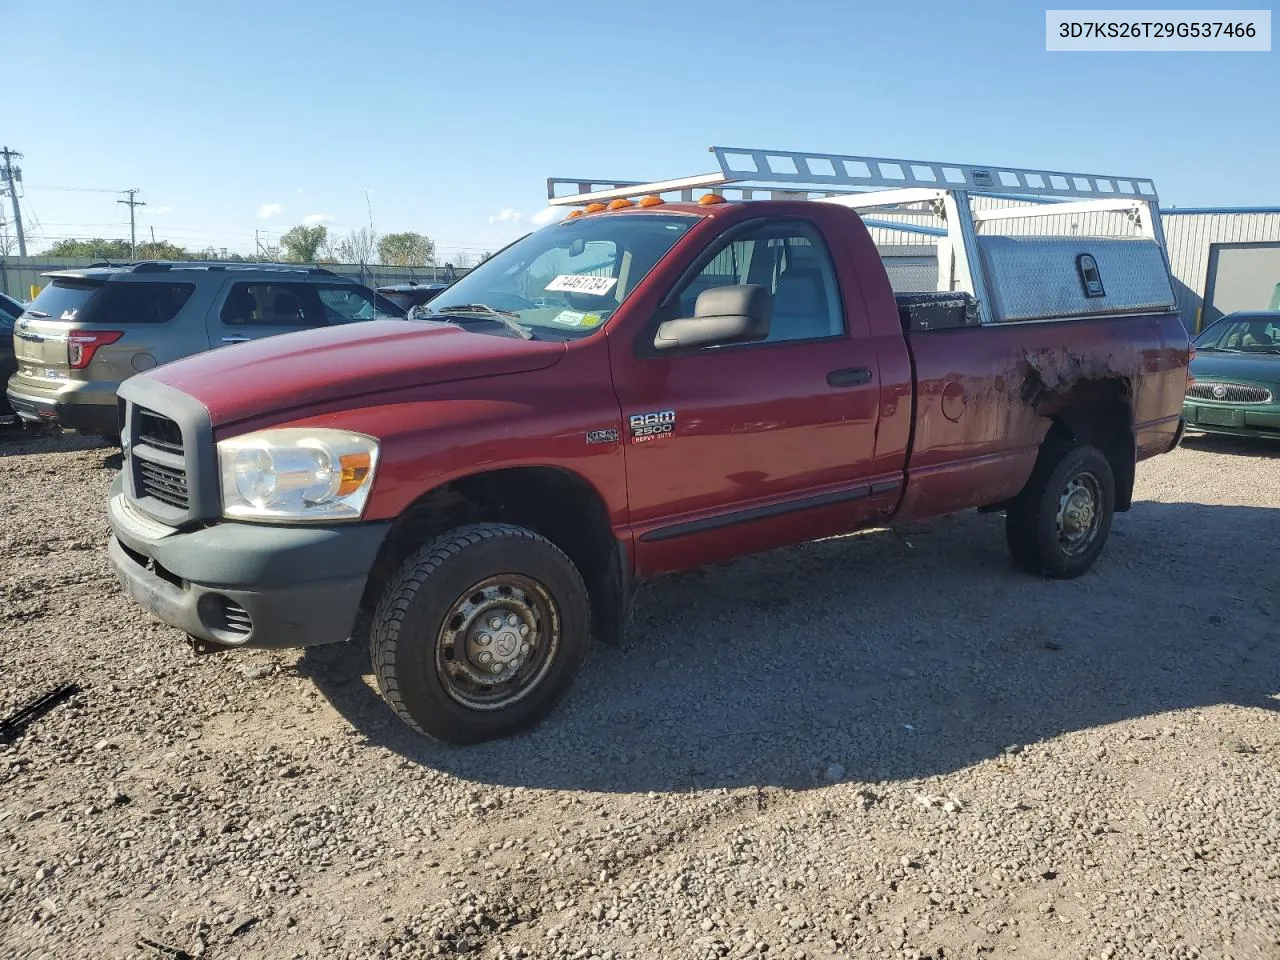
[
  {"left": 1005, "top": 443, "right": 1115, "bottom": 579},
  {"left": 370, "top": 523, "right": 591, "bottom": 744}
]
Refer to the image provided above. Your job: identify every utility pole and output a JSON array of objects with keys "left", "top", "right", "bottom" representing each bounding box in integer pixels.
[
  {"left": 118, "top": 188, "right": 145, "bottom": 260},
  {"left": 1, "top": 147, "right": 27, "bottom": 257}
]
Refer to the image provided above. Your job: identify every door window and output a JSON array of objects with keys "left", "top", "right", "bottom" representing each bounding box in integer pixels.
[
  {"left": 315, "top": 284, "right": 404, "bottom": 322},
  {"left": 220, "top": 283, "right": 324, "bottom": 327},
  {"left": 671, "top": 221, "right": 844, "bottom": 344}
]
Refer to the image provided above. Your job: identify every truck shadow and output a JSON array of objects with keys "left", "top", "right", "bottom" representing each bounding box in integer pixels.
[
  {"left": 1179, "top": 433, "right": 1280, "bottom": 459},
  {"left": 299, "top": 499, "right": 1279, "bottom": 793}
]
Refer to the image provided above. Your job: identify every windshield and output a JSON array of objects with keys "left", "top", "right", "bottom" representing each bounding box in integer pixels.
[
  {"left": 0, "top": 294, "right": 22, "bottom": 322},
  {"left": 423, "top": 213, "right": 696, "bottom": 337},
  {"left": 1195, "top": 314, "right": 1280, "bottom": 353}
]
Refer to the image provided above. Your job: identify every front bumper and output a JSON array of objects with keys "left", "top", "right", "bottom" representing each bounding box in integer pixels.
[
  {"left": 6, "top": 385, "right": 121, "bottom": 435},
  {"left": 107, "top": 474, "right": 391, "bottom": 649},
  {"left": 1182, "top": 401, "right": 1280, "bottom": 441}
]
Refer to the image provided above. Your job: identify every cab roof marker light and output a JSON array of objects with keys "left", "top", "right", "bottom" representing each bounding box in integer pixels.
[
  {"left": 698, "top": 193, "right": 727, "bottom": 205},
  {"left": 606, "top": 198, "right": 634, "bottom": 210},
  {"left": 583, "top": 203, "right": 607, "bottom": 214},
  {"left": 637, "top": 195, "right": 665, "bottom": 207}
]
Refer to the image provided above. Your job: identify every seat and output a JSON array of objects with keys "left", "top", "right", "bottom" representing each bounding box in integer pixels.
[
  {"left": 222, "top": 288, "right": 257, "bottom": 325},
  {"left": 770, "top": 266, "right": 833, "bottom": 340},
  {"left": 271, "top": 292, "right": 304, "bottom": 324}
]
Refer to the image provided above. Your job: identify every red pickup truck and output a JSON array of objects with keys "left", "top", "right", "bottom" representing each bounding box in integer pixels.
[{"left": 106, "top": 148, "right": 1190, "bottom": 744}]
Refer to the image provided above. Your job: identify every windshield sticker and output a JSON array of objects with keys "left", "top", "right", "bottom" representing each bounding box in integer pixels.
[
  {"left": 545, "top": 274, "right": 618, "bottom": 296},
  {"left": 552, "top": 310, "right": 605, "bottom": 329}
]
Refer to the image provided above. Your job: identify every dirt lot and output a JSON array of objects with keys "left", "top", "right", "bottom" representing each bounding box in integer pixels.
[{"left": 1, "top": 430, "right": 1277, "bottom": 960}]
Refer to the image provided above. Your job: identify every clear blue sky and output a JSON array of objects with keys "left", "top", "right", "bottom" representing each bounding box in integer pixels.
[{"left": 5, "top": 0, "right": 1277, "bottom": 260}]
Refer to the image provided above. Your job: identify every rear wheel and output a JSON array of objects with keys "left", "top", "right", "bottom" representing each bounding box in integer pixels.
[
  {"left": 370, "top": 523, "right": 592, "bottom": 744},
  {"left": 1005, "top": 443, "right": 1115, "bottom": 579}
]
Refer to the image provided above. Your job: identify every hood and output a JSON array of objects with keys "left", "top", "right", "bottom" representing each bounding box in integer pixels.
[
  {"left": 1191, "top": 351, "right": 1280, "bottom": 385},
  {"left": 147, "top": 319, "right": 566, "bottom": 426}
]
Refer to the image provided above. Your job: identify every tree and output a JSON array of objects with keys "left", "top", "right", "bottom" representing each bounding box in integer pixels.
[
  {"left": 45, "top": 238, "right": 133, "bottom": 259},
  {"left": 136, "top": 240, "right": 191, "bottom": 261},
  {"left": 316, "top": 236, "right": 340, "bottom": 264},
  {"left": 279, "top": 224, "right": 329, "bottom": 263},
  {"left": 336, "top": 227, "right": 379, "bottom": 265},
  {"left": 42, "top": 238, "right": 191, "bottom": 261},
  {"left": 377, "top": 231, "right": 435, "bottom": 267},
  {"left": 478, "top": 251, "right": 494, "bottom": 263}
]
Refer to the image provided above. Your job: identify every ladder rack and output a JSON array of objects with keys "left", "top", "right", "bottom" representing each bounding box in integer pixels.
[
  {"left": 547, "top": 145, "right": 1159, "bottom": 206},
  {"left": 545, "top": 146, "right": 1170, "bottom": 327}
]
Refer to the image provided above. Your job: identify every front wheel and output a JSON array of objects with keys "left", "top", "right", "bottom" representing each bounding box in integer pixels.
[
  {"left": 370, "top": 523, "right": 591, "bottom": 744},
  {"left": 1005, "top": 443, "right": 1116, "bottom": 579}
]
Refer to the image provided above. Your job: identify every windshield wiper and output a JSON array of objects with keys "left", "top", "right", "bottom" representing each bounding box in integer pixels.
[
  {"left": 430, "top": 304, "right": 533, "bottom": 340},
  {"left": 23, "top": 309, "right": 50, "bottom": 319}
]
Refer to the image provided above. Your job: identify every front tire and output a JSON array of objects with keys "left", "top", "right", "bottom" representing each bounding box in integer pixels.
[
  {"left": 370, "top": 523, "right": 591, "bottom": 744},
  {"left": 1005, "top": 443, "right": 1115, "bottom": 579}
]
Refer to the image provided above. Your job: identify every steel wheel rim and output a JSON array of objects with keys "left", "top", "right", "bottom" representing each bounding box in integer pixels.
[
  {"left": 1055, "top": 470, "right": 1102, "bottom": 557},
  {"left": 435, "top": 574, "right": 560, "bottom": 711}
]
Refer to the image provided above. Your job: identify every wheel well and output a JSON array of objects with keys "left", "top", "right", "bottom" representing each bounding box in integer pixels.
[
  {"left": 358, "top": 467, "right": 628, "bottom": 645},
  {"left": 1038, "top": 377, "right": 1136, "bottom": 511}
]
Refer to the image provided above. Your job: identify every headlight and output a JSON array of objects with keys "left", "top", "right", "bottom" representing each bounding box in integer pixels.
[{"left": 217, "top": 428, "right": 380, "bottom": 522}]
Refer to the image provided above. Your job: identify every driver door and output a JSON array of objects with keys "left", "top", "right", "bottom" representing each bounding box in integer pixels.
[{"left": 611, "top": 217, "right": 885, "bottom": 576}]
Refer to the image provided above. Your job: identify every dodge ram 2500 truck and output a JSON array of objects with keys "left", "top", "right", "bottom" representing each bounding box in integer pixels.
[{"left": 106, "top": 147, "right": 1190, "bottom": 744}]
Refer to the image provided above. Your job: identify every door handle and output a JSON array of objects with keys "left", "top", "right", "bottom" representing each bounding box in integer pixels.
[
  {"left": 827, "top": 367, "right": 872, "bottom": 387},
  {"left": 221, "top": 336, "right": 252, "bottom": 344}
]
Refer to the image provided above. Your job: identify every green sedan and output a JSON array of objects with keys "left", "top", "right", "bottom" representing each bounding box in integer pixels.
[{"left": 1184, "top": 310, "right": 1280, "bottom": 441}]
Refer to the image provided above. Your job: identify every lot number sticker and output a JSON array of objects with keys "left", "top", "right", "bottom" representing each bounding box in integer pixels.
[
  {"left": 545, "top": 274, "right": 618, "bottom": 296},
  {"left": 552, "top": 311, "right": 605, "bottom": 328}
]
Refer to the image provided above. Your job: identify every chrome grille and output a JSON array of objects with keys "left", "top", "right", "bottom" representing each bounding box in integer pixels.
[
  {"left": 1187, "top": 382, "right": 1273, "bottom": 404},
  {"left": 136, "top": 459, "right": 190, "bottom": 509}
]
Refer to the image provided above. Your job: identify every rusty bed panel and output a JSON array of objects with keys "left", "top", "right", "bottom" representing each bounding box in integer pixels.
[{"left": 893, "top": 312, "right": 1189, "bottom": 522}]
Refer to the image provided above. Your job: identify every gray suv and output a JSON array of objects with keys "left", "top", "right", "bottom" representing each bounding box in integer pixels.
[{"left": 6, "top": 261, "right": 405, "bottom": 439}]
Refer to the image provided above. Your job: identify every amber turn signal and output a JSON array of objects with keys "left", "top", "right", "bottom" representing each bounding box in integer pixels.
[{"left": 337, "top": 452, "right": 372, "bottom": 497}]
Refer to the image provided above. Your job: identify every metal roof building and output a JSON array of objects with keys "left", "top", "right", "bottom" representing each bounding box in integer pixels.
[{"left": 1161, "top": 208, "right": 1280, "bottom": 331}]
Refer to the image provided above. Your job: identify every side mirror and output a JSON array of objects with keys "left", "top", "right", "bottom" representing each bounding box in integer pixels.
[{"left": 653, "top": 284, "right": 771, "bottom": 351}]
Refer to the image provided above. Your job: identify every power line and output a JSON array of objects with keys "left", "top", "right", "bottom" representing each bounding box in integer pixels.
[
  {"left": 117, "top": 189, "right": 145, "bottom": 260},
  {"left": 1, "top": 147, "right": 27, "bottom": 256},
  {"left": 23, "top": 184, "right": 123, "bottom": 194}
]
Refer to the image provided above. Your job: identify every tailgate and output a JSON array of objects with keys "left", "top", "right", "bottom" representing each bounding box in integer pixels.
[{"left": 13, "top": 318, "right": 71, "bottom": 369}]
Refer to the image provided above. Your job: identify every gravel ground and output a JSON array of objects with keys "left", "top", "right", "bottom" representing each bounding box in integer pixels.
[{"left": 1, "top": 428, "right": 1277, "bottom": 960}]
